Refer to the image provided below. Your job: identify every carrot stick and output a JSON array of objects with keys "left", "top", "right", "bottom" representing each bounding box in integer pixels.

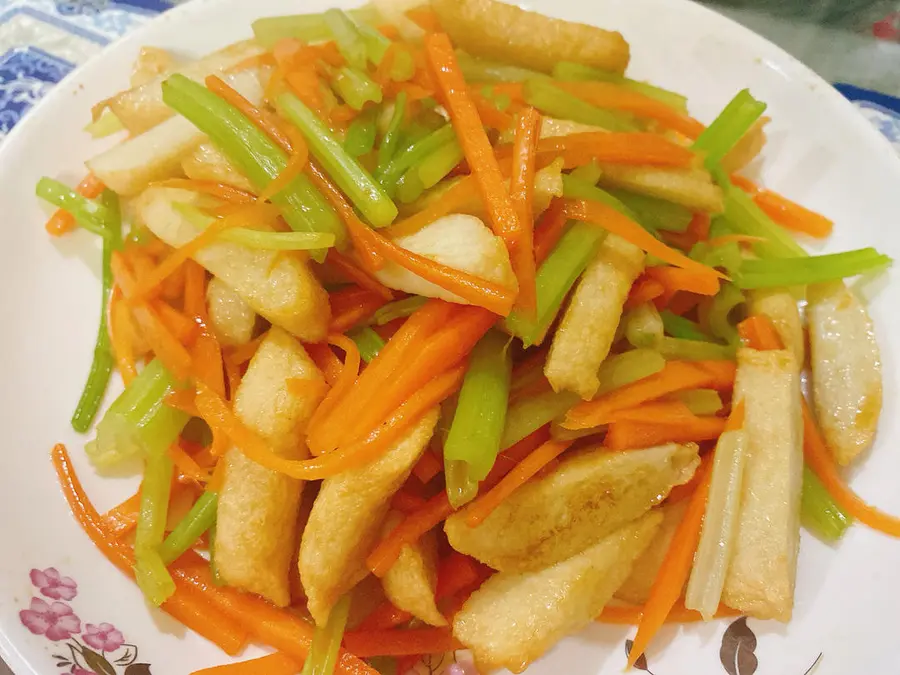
[
  {"left": 463, "top": 439, "right": 573, "bottom": 527},
  {"left": 564, "top": 360, "right": 736, "bottom": 429},
  {"left": 367, "top": 493, "right": 454, "bottom": 577},
  {"left": 357, "top": 601, "right": 414, "bottom": 631},
  {"left": 625, "top": 277, "right": 665, "bottom": 310},
  {"left": 206, "top": 75, "right": 294, "bottom": 153},
  {"left": 343, "top": 628, "right": 462, "bottom": 657},
  {"left": 553, "top": 81, "right": 705, "bottom": 139},
  {"left": 666, "top": 453, "right": 713, "bottom": 504},
  {"left": 327, "top": 250, "right": 394, "bottom": 301},
  {"left": 168, "top": 444, "right": 211, "bottom": 484},
  {"left": 412, "top": 446, "right": 443, "bottom": 484},
  {"left": 645, "top": 265, "right": 720, "bottom": 296},
  {"left": 328, "top": 286, "right": 389, "bottom": 334},
  {"left": 484, "top": 425, "right": 553, "bottom": 484},
  {"left": 102, "top": 489, "right": 142, "bottom": 538},
  {"left": 509, "top": 106, "right": 540, "bottom": 314},
  {"left": 306, "top": 333, "right": 361, "bottom": 456},
  {"left": 469, "top": 88, "right": 515, "bottom": 131},
  {"left": 385, "top": 176, "right": 480, "bottom": 239},
  {"left": 754, "top": 191, "right": 834, "bottom": 238},
  {"left": 183, "top": 260, "right": 208, "bottom": 320},
  {"left": 225, "top": 334, "right": 264, "bottom": 366},
  {"left": 564, "top": 199, "right": 724, "bottom": 285},
  {"left": 604, "top": 400, "right": 700, "bottom": 426},
  {"left": 190, "top": 653, "right": 301, "bottom": 675},
  {"left": 192, "top": 332, "right": 227, "bottom": 399},
  {"left": 435, "top": 553, "right": 489, "bottom": 600},
  {"left": 153, "top": 178, "right": 257, "bottom": 204},
  {"left": 257, "top": 146, "right": 308, "bottom": 203},
  {"left": 737, "top": 314, "right": 783, "bottom": 350},
  {"left": 533, "top": 198, "right": 569, "bottom": 266},
  {"left": 729, "top": 174, "right": 758, "bottom": 194},
  {"left": 405, "top": 6, "right": 443, "bottom": 32},
  {"left": 391, "top": 486, "right": 429, "bottom": 514},
  {"left": 667, "top": 292, "right": 702, "bottom": 317},
  {"left": 498, "top": 132, "right": 696, "bottom": 168},
  {"left": 305, "top": 342, "right": 344, "bottom": 385},
  {"left": 597, "top": 601, "right": 739, "bottom": 625},
  {"left": 51, "top": 445, "right": 248, "bottom": 655},
  {"left": 154, "top": 301, "right": 202, "bottom": 346},
  {"left": 626, "top": 457, "right": 713, "bottom": 668},
  {"left": 425, "top": 32, "right": 522, "bottom": 244},
  {"left": 604, "top": 416, "right": 727, "bottom": 451},
  {"left": 45, "top": 174, "right": 105, "bottom": 236},
  {"left": 109, "top": 287, "right": 138, "bottom": 386}
]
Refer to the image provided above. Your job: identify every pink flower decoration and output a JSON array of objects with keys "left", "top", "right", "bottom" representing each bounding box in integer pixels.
[
  {"left": 19, "top": 598, "right": 81, "bottom": 641},
  {"left": 82, "top": 622, "right": 125, "bottom": 652},
  {"left": 30, "top": 567, "right": 77, "bottom": 601}
]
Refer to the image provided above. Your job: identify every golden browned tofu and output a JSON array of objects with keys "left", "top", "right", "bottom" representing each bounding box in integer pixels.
[
  {"left": 721, "top": 117, "right": 769, "bottom": 174},
  {"left": 445, "top": 443, "right": 699, "bottom": 573},
  {"left": 299, "top": 409, "right": 439, "bottom": 625},
  {"left": 131, "top": 47, "right": 178, "bottom": 88},
  {"left": 615, "top": 500, "right": 687, "bottom": 604},
  {"left": 807, "top": 281, "right": 882, "bottom": 465},
  {"left": 723, "top": 348, "right": 803, "bottom": 621},
  {"left": 597, "top": 166, "right": 725, "bottom": 213},
  {"left": 747, "top": 288, "right": 805, "bottom": 366},
  {"left": 100, "top": 40, "right": 265, "bottom": 134},
  {"left": 182, "top": 142, "right": 255, "bottom": 193},
  {"left": 135, "top": 187, "right": 329, "bottom": 342},
  {"left": 453, "top": 512, "right": 662, "bottom": 673},
  {"left": 432, "top": 0, "right": 630, "bottom": 75},
  {"left": 380, "top": 511, "right": 445, "bottom": 627},
  {"left": 206, "top": 276, "right": 257, "bottom": 346},
  {"left": 216, "top": 328, "right": 325, "bottom": 606},
  {"left": 545, "top": 234, "right": 645, "bottom": 399}
]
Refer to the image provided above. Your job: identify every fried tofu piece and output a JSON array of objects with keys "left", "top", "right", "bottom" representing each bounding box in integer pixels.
[
  {"left": 597, "top": 166, "right": 725, "bottom": 214},
  {"left": 98, "top": 40, "right": 265, "bottom": 134},
  {"left": 88, "top": 70, "right": 263, "bottom": 196},
  {"left": 131, "top": 47, "right": 179, "bottom": 88},
  {"left": 215, "top": 328, "right": 325, "bottom": 606},
  {"left": 445, "top": 443, "right": 699, "bottom": 573},
  {"left": 545, "top": 234, "right": 645, "bottom": 399},
  {"left": 807, "top": 281, "right": 882, "bottom": 465},
  {"left": 615, "top": 500, "right": 688, "bottom": 604},
  {"left": 135, "top": 187, "right": 329, "bottom": 342},
  {"left": 379, "top": 511, "right": 445, "bottom": 627},
  {"left": 299, "top": 409, "right": 439, "bottom": 625},
  {"left": 374, "top": 214, "right": 516, "bottom": 303},
  {"left": 206, "top": 276, "right": 257, "bottom": 346},
  {"left": 721, "top": 118, "right": 769, "bottom": 174},
  {"left": 723, "top": 348, "right": 803, "bottom": 621},
  {"left": 747, "top": 288, "right": 805, "bottom": 366},
  {"left": 432, "top": 0, "right": 629, "bottom": 75},
  {"left": 453, "top": 512, "right": 662, "bottom": 673},
  {"left": 459, "top": 158, "right": 564, "bottom": 219},
  {"left": 540, "top": 117, "right": 604, "bottom": 139},
  {"left": 182, "top": 142, "right": 255, "bottom": 193}
]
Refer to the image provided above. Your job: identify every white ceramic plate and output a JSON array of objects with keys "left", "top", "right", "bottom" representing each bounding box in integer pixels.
[{"left": 2, "top": 0, "right": 900, "bottom": 673}]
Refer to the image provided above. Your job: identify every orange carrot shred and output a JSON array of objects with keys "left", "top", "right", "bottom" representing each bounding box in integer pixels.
[
  {"left": 754, "top": 190, "right": 833, "bottom": 238},
  {"left": 153, "top": 178, "right": 257, "bottom": 204},
  {"left": 305, "top": 333, "right": 361, "bottom": 456},
  {"left": 468, "top": 88, "right": 515, "bottom": 131},
  {"left": 604, "top": 415, "right": 727, "bottom": 451},
  {"left": 328, "top": 286, "right": 389, "bottom": 334},
  {"left": 109, "top": 287, "right": 138, "bottom": 386},
  {"left": 625, "top": 277, "right": 666, "bottom": 310},
  {"left": 508, "top": 106, "right": 541, "bottom": 314},
  {"left": 168, "top": 444, "right": 212, "bottom": 485},
  {"left": 404, "top": 7, "right": 443, "bottom": 32},
  {"left": 327, "top": 250, "right": 394, "bottom": 301},
  {"left": 597, "top": 601, "right": 739, "bottom": 625},
  {"left": 343, "top": 627, "right": 462, "bottom": 657},
  {"left": 206, "top": 75, "right": 294, "bottom": 154},
  {"left": 666, "top": 452, "right": 713, "bottom": 504},
  {"left": 464, "top": 439, "right": 573, "bottom": 527},
  {"left": 737, "top": 314, "right": 783, "bottom": 350},
  {"left": 305, "top": 342, "right": 343, "bottom": 386},
  {"left": 45, "top": 174, "right": 105, "bottom": 236},
  {"left": 257, "top": 144, "right": 309, "bottom": 203},
  {"left": 385, "top": 175, "right": 481, "bottom": 239},
  {"left": 153, "top": 301, "right": 202, "bottom": 346},
  {"left": 357, "top": 601, "right": 414, "bottom": 632},
  {"left": 190, "top": 653, "right": 301, "bottom": 675},
  {"left": 645, "top": 265, "right": 720, "bottom": 296},
  {"left": 627, "top": 457, "right": 713, "bottom": 667},
  {"left": 412, "top": 445, "right": 443, "bottom": 484},
  {"left": 605, "top": 400, "right": 700, "bottom": 426},
  {"left": 497, "top": 131, "right": 696, "bottom": 168},
  {"left": 687, "top": 211, "right": 711, "bottom": 243},
  {"left": 532, "top": 198, "right": 570, "bottom": 266},
  {"left": 102, "top": 489, "right": 142, "bottom": 538}
]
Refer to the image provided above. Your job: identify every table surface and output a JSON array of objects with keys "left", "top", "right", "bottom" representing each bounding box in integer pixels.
[{"left": 1, "top": 0, "right": 898, "bottom": 673}]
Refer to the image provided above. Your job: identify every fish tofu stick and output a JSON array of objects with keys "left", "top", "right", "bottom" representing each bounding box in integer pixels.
[
  {"left": 206, "top": 276, "right": 257, "bottom": 346},
  {"left": 597, "top": 166, "right": 725, "bottom": 214},
  {"left": 747, "top": 288, "right": 805, "bottom": 366},
  {"left": 380, "top": 511, "right": 445, "bottom": 627},
  {"left": 723, "top": 348, "right": 803, "bottom": 621},
  {"left": 807, "top": 281, "right": 882, "bottom": 465},
  {"left": 182, "top": 142, "right": 255, "bottom": 193},
  {"left": 300, "top": 409, "right": 439, "bottom": 625},
  {"left": 135, "top": 187, "right": 330, "bottom": 342},
  {"left": 216, "top": 327, "right": 325, "bottom": 606},
  {"left": 545, "top": 234, "right": 645, "bottom": 399},
  {"left": 453, "top": 512, "right": 662, "bottom": 674},
  {"left": 432, "top": 0, "right": 630, "bottom": 75}
]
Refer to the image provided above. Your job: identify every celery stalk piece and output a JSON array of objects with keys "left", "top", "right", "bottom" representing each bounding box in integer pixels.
[
  {"left": 594, "top": 349, "right": 666, "bottom": 396},
  {"left": 376, "top": 123, "right": 457, "bottom": 196},
  {"left": 376, "top": 92, "right": 407, "bottom": 172},
  {"left": 323, "top": 9, "right": 367, "bottom": 70},
  {"left": 456, "top": 52, "right": 544, "bottom": 83},
  {"left": 351, "top": 18, "right": 415, "bottom": 81},
  {"left": 676, "top": 389, "right": 723, "bottom": 415},
  {"left": 735, "top": 248, "right": 892, "bottom": 289},
  {"left": 84, "top": 109, "right": 124, "bottom": 138},
  {"left": 505, "top": 221, "right": 607, "bottom": 346},
  {"left": 562, "top": 176, "right": 640, "bottom": 222},
  {"left": 373, "top": 296, "right": 427, "bottom": 325},
  {"left": 551, "top": 61, "right": 688, "bottom": 111},
  {"left": 344, "top": 108, "right": 378, "bottom": 157},
  {"left": 567, "top": 161, "right": 603, "bottom": 186},
  {"left": 86, "top": 359, "right": 190, "bottom": 469},
  {"left": 331, "top": 66, "right": 383, "bottom": 110},
  {"left": 444, "top": 331, "right": 513, "bottom": 483},
  {"left": 660, "top": 309, "right": 710, "bottom": 342},
  {"left": 159, "top": 491, "right": 218, "bottom": 565},
  {"left": 36, "top": 178, "right": 113, "bottom": 239},
  {"left": 624, "top": 303, "right": 664, "bottom": 349},
  {"left": 685, "top": 429, "right": 748, "bottom": 619},
  {"left": 278, "top": 92, "right": 398, "bottom": 228},
  {"left": 71, "top": 190, "right": 123, "bottom": 432},
  {"left": 445, "top": 459, "right": 480, "bottom": 509},
  {"left": 658, "top": 337, "right": 736, "bottom": 361},
  {"left": 395, "top": 169, "right": 425, "bottom": 204},
  {"left": 693, "top": 89, "right": 767, "bottom": 169},
  {"left": 349, "top": 326, "right": 385, "bottom": 363},
  {"left": 134, "top": 448, "right": 176, "bottom": 606},
  {"left": 501, "top": 390, "right": 579, "bottom": 450},
  {"left": 523, "top": 78, "right": 638, "bottom": 132},
  {"left": 251, "top": 6, "right": 380, "bottom": 47},
  {"left": 706, "top": 283, "right": 745, "bottom": 344},
  {"left": 609, "top": 189, "right": 693, "bottom": 233},
  {"left": 690, "top": 240, "right": 743, "bottom": 276},
  {"left": 722, "top": 183, "right": 807, "bottom": 259},
  {"left": 208, "top": 521, "right": 223, "bottom": 585},
  {"left": 301, "top": 594, "right": 352, "bottom": 675},
  {"left": 801, "top": 465, "right": 852, "bottom": 541},
  {"left": 161, "top": 74, "right": 344, "bottom": 257},
  {"left": 417, "top": 140, "right": 465, "bottom": 189}
]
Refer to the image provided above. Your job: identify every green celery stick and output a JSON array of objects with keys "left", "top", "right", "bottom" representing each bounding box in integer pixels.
[
  {"left": 373, "top": 296, "right": 427, "bottom": 325},
  {"left": 660, "top": 309, "right": 710, "bottom": 342},
  {"left": 376, "top": 92, "right": 407, "bottom": 172},
  {"left": 523, "top": 78, "right": 637, "bottom": 132},
  {"left": 801, "top": 465, "right": 852, "bottom": 541},
  {"left": 301, "top": 594, "right": 352, "bottom": 675},
  {"left": 251, "top": 6, "right": 379, "bottom": 47},
  {"left": 552, "top": 61, "right": 688, "bottom": 111},
  {"left": 609, "top": 189, "right": 693, "bottom": 233},
  {"left": 705, "top": 283, "right": 745, "bottom": 344},
  {"left": 676, "top": 389, "right": 723, "bottom": 415},
  {"left": 344, "top": 108, "right": 378, "bottom": 157},
  {"left": 417, "top": 139, "right": 464, "bottom": 189},
  {"left": 349, "top": 326, "right": 385, "bottom": 363},
  {"left": 323, "top": 9, "right": 367, "bottom": 70},
  {"left": 657, "top": 337, "right": 736, "bottom": 361},
  {"left": 159, "top": 491, "right": 218, "bottom": 565},
  {"left": 36, "top": 177, "right": 113, "bottom": 239},
  {"left": 456, "top": 52, "right": 544, "bottom": 82},
  {"left": 735, "top": 249, "right": 892, "bottom": 289},
  {"left": 134, "top": 447, "right": 176, "bottom": 605},
  {"left": 331, "top": 66, "right": 383, "bottom": 110},
  {"left": 376, "top": 123, "right": 457, "bottom": 195},
  {"left": 693, "top": 90, "right": 767, "bottom": 168}
]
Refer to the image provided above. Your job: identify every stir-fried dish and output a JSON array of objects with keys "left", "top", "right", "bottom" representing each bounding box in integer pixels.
[{"left": 41, "top": 0, "right": 899, "bottom": 673}]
